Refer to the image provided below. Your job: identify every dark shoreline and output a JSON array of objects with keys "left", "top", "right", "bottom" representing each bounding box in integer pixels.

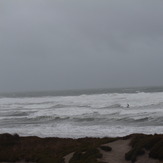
[{"left": 0, "top": 133, "right": 163, "bottom": 163}]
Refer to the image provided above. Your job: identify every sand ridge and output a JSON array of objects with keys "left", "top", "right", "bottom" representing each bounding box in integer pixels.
[
  {"left": 98, "top": 138, "right": 162, "bottom": 163},
  {"left": 64, "top": 152, "right": 74, "bottom": 163},
  {"left": 98, "top": 138, "right": 131, "bottom": 163}
]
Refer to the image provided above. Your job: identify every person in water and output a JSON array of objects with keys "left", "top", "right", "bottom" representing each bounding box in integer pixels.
[{"left": 127, "top": 104, "right": 129, "bottom": 108}]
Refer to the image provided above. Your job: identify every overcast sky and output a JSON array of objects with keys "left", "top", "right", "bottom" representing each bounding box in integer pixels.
[{"left": 0, "top": 0, "right": 163, "bottom": 92}]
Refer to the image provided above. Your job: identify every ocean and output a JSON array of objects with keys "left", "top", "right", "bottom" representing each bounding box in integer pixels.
[{"left": 0, "top": 87, "right": 163, "bottom": 138}]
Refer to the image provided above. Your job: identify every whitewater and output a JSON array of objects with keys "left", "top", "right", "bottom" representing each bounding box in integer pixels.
[{"left": 0, "top": 88, "right": 163, "bottom": 138}]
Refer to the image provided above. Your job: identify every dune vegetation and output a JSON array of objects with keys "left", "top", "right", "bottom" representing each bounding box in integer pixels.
[{"left": 0, "top": 133, "right": 162, "bottom": 163}]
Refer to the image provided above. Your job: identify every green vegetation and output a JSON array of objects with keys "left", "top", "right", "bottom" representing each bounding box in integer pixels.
[
  {"left": 69, "top": 137, "right": 116, "bottom": 163},
  {"left": 100, "top": 145, "right": 112, "bottom": 152},
  {"left": 125, "top": 134, "right": 163, "bottom": 162},
  {"left": 0, "top": 133, "right": 162, "bottom": 163},
  {"left": 69, "top": 148, "right": 102, "bottom": 163},
  {"left": 0, "top": 134, "right": 116, "bottom": 163}
]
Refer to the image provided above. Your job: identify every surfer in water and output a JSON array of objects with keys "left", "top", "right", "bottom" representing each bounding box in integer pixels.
[{"left": 127, "top": 104, "right": 130, "bottom": 108}]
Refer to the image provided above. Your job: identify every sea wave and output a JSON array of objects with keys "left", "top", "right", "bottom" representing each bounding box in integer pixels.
[{"left": 0, "top": 89, "right": 163, "bottom": 137}]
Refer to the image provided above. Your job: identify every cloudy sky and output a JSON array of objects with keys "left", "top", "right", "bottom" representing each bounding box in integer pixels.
[{"left": 0, "top": 0, "right": 163, "bottom": 92}]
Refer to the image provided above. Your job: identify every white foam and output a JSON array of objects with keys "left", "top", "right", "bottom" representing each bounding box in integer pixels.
[
  {"left": 1, "top": 124, "right": 163, "bottom": 138},
  {"left": 0, "top": 92, "right": 163, "bottom": 137}
]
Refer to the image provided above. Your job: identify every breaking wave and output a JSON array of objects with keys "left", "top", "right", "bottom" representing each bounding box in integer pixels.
[{"left": 0, "top": 88, "right": 163, "bottom": 137}]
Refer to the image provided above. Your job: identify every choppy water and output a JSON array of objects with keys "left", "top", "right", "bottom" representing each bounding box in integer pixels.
[{"left": 0, "top": 87, "right": 163, "bottom": 138}]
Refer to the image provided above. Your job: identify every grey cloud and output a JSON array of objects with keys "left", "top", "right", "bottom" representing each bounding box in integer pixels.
[{"left": 0, "top": 0, "right": 163, "bottom": 92}]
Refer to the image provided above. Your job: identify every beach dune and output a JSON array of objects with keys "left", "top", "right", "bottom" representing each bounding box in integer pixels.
[{"left": 0, "top": 133, "right": 162, "bottom": 163}]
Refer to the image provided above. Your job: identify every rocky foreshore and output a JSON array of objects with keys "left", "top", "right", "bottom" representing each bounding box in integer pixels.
[{"left": 0, "top": 133, "right": 163, "bottom": 163}]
